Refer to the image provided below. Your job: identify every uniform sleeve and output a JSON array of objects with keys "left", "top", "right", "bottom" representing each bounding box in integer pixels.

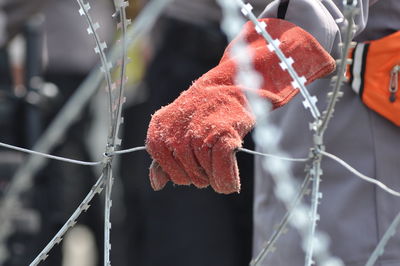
[{"left": 259, "top": 0, "right": 375, "bottom": 59}]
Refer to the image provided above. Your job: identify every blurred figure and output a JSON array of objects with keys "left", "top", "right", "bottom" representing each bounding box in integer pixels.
[{"left": 0, "top": 0, "right": 115, "bottom": 265}]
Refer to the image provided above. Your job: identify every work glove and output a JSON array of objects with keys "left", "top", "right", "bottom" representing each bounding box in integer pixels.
[{"left": 146, "top": 18, "right": 335, "bottom": 194}]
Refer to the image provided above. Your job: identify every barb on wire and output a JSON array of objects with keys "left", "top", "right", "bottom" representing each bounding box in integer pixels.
[
  {"left": 100, "top": 1, "right": 132, "bottom": 263},
  {"left": 238, "top": 147, "right": 310, "bottom": 162},
  {"left": 76, "top": 0, "right": 115, "bottom": 136},
  {"left": 76, "top": 2, "right": 120, "bottom": 264},
  {"left": 250, "top": 173, "right": 312, "bottom": 266},
  {"left": 236, "top": 0, "right": 321, "bottom": 120},
  {"left": 216, "top": 1, "right": 343, "bottom": 266},
  {"left": 111, "top": 0, "right": 130, "bottom": 148},
  {"left": 366, "top": 212, "right": 400, "bottom": 266},
  {"left": 317, "top": 1, "right": 359, "bottom": 134},
  {"left": 103, "top": 165, "right": 114, "bottom": 266},
  {"left": 321, "top": 150, "right": 400, "bottom": 198},
  {"left": 0, "top": 0, "right": 173, "bottom": 264},
  {"left": 305, "top": 148, "right": 323, "bottom": 266},
  {"left": 305, "top": 1, "right": 359, "bottom": 264},
  {"left": 0, "top": 141, "right": 102, "bottom": 166},
  {"left": 29, "top": 172, "right": 107, "bottom": 266}
]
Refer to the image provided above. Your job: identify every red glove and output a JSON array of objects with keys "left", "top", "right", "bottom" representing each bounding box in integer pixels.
[{"left": 146, "top": 18, "right": 335, "bottom": 194}]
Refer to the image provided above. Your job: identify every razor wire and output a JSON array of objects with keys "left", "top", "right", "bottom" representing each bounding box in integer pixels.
[
  {"left": 32, "top": 0, "right": 120, "bottom": 263},
  {"left": 238, "top": 1, "right": 321, "bottom": 120},
  {"left": 216, "top": 0, "right": 344, "bottom": 265},
  {"left": 233, "top": 1, "right": 400, "bottom": 265},
  {"left": 29, "top": 172, "right": 107, "bottom": 266},
  {"left": 249, "top": 172, "right": 312, "bottom": 266},
  {"left": 0, "top": 0, "right": 173, "bottom": 264},
  {"left": 0, "top": 0, "right": 398, "bottom": 265},
  {"left": 366, "top": 212, "right": 400, "bottom": 266},
  {"left": 76, "top": 0, "right": 115, "bottom": 131},
  {"left": 317, "top": 2, "right": 359, "bottom": 136}
]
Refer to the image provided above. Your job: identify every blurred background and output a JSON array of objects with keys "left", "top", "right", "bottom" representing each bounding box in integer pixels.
[{"left": 0, "top": 0, "right": 268, "bottom": 265}]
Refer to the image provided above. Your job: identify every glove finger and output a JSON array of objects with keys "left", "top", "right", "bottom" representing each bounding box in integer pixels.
[
  {"left": 210, "top": 137, "right": 241, "bottom": 194},
  {"left": 192, "top": 136, "right": 213, "bottom": 181},
  {"left": 149, "top": 160, "right": 170, "bottom": 190},
  {"left": 174, "top": 137, "right": 209, "bottom": 188},
  {"left": 147, "top": 142, "right": 191, "bottom": 186}
]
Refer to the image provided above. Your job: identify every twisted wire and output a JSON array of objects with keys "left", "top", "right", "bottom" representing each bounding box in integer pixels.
[{"left": 0, "top": 141, "right": 102, "bottom": 166}]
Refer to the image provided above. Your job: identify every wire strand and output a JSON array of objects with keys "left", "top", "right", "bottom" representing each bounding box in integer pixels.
[
  {"left": 0, "top": 141, "right": 102, "bottom": 166},
  {"left": 321, "top": 150, "right": 400, "bottom": 197},
  {"left": 238, "top": 148, "right": 310, "bottom": 162},
  {"left": 111, "top": 146, "right": 147, "bottom": 155}
]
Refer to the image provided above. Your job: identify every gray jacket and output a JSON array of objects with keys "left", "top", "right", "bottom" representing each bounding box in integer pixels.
[
  {"left": 254, "top": 0, "right": 400, "bottom": 265},
  {"left": 164, "top": 0, "right": 270, "bottom": 26}
]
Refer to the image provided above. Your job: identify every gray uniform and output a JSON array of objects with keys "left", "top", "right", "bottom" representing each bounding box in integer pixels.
[
  {"left": 254, "top": 0, "right": 400, "bottom": 265},
  {"left": 164, "top": 0, "right": 270, "bottom": 25}
]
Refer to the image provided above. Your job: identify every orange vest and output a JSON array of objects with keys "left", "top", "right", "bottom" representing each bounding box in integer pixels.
[{"left": 347, "top": 31, "right": 400, "bottom": 126}]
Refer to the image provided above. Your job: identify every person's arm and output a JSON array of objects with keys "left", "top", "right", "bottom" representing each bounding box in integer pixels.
[
  {"left": 260, "top": 0, "right": 374, "bottom": 59},
  {"left": 146, "top": 16, "right": 335, "bottom": 194},
  {"left": 146, "top": 0, "right": 378, "bottom": 194}
]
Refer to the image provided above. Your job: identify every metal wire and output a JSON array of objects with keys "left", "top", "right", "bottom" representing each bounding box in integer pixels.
[
  {"left": 318, "top": 1, "right": 359, "bottom": 135},
  {"left": 0, "top": 141, "right": 102, "bottom": 166},
  {"left": 29, "top": 172, "right": 107, "bottom": 266},
  {"left": 238, "top": 147, "right": 310, "bottom": 162},
  {"left": 103, "top": 165, "right": 113, "bottom": 266},
  {"left": 1, "top": 1, "right": 397, "bottom": 265},
  {"left": 3, "top": 0, "right": 173, "bottom": 264},
  {"left": 365, "top": 212, "right": 400, "bottom": 266},
  {"left": 321, "top": 151, "right": 400, "bottom": 198},
  {"left": 235, "top": 0, "right": 321, "bottom": 120},
  {"left": 76, "top": 0, "right": 115, "bottom": 135},
  {"left": 110, "top": 146, "right": 147, "bottom": 155},
  {"left": 111, "top": 0, "right": 129, "bottom": 148},
  {"left": 216, "top": 1, "right": 343, "bottom": 266},
  {"left": 250, "top": 173, "right": 312, "bottom": 266}
]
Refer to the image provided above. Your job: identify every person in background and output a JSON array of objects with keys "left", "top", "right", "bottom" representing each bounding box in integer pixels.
[
  {"left": 0, "top": 0, "right": 115, "bottom": 265},
  {"left": 146, "top": 0, "right": 400, "bottom": 265}
]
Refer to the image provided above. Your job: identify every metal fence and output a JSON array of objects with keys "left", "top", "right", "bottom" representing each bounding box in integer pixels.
[{"left": 0, "top": 0, "right": 398, "bottom": 265}]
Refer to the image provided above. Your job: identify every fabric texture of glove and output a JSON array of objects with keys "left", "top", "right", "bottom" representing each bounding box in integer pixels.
[{"left": 146, "top": 18, "right": 335, "bottom": 194}]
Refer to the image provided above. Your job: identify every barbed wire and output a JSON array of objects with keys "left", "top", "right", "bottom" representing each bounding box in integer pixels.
[
  {"left": 250, "top": 173, "right": 312, "bottom": 266},
  {"left": 305, "top": 1, "right": 359, "bottom": 264},
  {"left": 76, "top": 0, "right": 115, "bottom": 133},
  {"left": 238, "top": 1, "right": 321, "bottom": 120},
  {"left": 0, "top": 0, "right": 397, "bottom": 265},
  {"left": 0, "top": 0, "right": 173, "bottom": 264},
  {"left": 317, "top": 2, "right": 359, "bottom": 136},
  {"left": 2, "top": 137, "right": 400, "bottom": 201},
  {"left": 216, "top": 0, "right": 344, "bottom": 265},
  {"left": 366, "top": 211, "right": 400, "bottom": 266},
  {"left": 29, "top": 172, "right": 107, "bottom": 266},
  {"left": 0, "top": 0, "right": 170, "bottom": 265}
]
